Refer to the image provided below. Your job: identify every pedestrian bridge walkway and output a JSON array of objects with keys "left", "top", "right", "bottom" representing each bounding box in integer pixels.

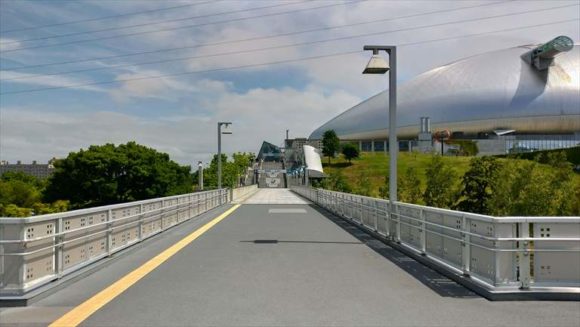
[
  {"left": 1, "top": 189, "right": 579, "bottom": 326},
  {"left": 241, "top": 188, "right": 310, "bottom": 204}
]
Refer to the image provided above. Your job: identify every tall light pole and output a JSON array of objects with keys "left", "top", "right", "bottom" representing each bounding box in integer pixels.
[
  {"left": 198, "top": 161, "right": 204, "bottom": 191},
  {"left": 363, "top": 45, "right": 397, "bottom": 202},
  {"left": 217, "top": 122, "right": 232, "bottom": 189}
]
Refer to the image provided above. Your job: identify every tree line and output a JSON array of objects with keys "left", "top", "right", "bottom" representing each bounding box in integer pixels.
[
  {"left": 1, "top": 142, "right": 255, "bottom": 217},
  {"left": 322, "top": 130, "right": 360, "bottom": 164},
  {"left": 192, "top": 152, "right": 255, "bottom": 189}
]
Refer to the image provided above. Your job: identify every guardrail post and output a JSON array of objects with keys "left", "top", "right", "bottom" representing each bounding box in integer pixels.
[
  {"left": 385, "top": 202, "right": 391, "bottom": 238},
  {"left": 519, "top": 222, "right": 531, "bottom": 289},
  {"left": 55, "top": 217, "right": 64, "bottom": 277},
  {"left": 138, "top": 204, "right": 144, "bottom": 241},
  {"left": 420, "top": 209, "right": 426, "bottom": 255},
  {"left": 395, "top": 203, "right": 401, "bottom": 243},
  {"left": 373, "top": 200, "right": 379, "bottom": 232},
  {"left": 357, "top": 197, "right": 362, "bottom": 225},
  {"left": 160, "top": 200, "right": 165, "bottom": 231},
  {"left": 461, "top": 215, "right": 471, "bottom": 276},
  {"left": 106, "top": 209, "right": 113, "bottom": 257}
]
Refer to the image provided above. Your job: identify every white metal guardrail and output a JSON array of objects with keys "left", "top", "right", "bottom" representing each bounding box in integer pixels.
[
  {"left": 0, "top": 189, "right": 229, "bottom": 297},
  {"left": 291, "top": 186, "right": 580, "bottom": 293},
  {"left": 231, "top": 184, "right": 259, "bottom": 202}
]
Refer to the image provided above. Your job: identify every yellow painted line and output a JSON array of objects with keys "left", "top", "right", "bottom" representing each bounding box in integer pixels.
[{"left": 49, "top": 204, "right": 241, "bottom": 327}]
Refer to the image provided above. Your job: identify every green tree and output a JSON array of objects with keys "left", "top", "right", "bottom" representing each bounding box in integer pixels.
[
  {"left": 572, "top": 182, "right": 580, "bottom": 216},
  {"left": 341, "top": 143, "right": 360, "bottom": 163},
  {"left": 378, "top": 167, "right": 421, "bottom": 203},
  {"left": 1, "top": 171, "right": 46, "bottom": 187},
  {"left": 1, "top": 204, "right": 32, "bottom": 217},
  {"left": 44, "top": 142, "right": 192, "bottom": 208},
  {"left": 231, "top": 152, "right": 255, "bottom": 186},
  {"left": 379, "top": 173, "right": 390, "bottom": 199},
  {"left": 423, "top": 155, "right": 457, "bottom": 208},
  {"left": 512, "top": 165, "right": 559, "bottom": 216},
  {"left": 0, "top": 179, "right": 41, "bottom": 208},
  {"left": 354, "top": 171, "right": 372, "bottom": 196},
  {"left": 0, "top": 171, "right": 68, "bottom": 217},
  {"left": 488, "top": 157, "right": 578, "bottom": 216},
  {"left": 321, "top": 170, "right": 352, "bottom": 193},
  {"left": 202, "top": 152, "right": 255, "bottom": 189},
  {"left": 32, "top": 200, "right": 70, "bottom": 215},
  {"left": 488, "top": 160, "right": 531, "bottom": 216},
  {"left": 322, "top": 130, "right": 340, "bottom": 164},
  {"left": 398, "top": 166, "right": 422, "bottom": 204},
  {"left": 454, "top": 157, "right": 501, "bottom": 214}
]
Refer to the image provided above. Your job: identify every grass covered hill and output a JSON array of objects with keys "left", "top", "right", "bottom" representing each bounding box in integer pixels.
[
  {"left": 319, "top": 152, "right": 580, "bottom": 216},
  {"left": 322, "top": 152, "right": 472, "bottom": 197}
]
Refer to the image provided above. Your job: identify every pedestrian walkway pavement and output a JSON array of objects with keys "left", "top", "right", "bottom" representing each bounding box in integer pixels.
[{"left": 242, "top": 188, "right": 310, "bottom": 204}]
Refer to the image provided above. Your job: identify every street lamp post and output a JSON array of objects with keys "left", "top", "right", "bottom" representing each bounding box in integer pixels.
[
  {"left": 363, "top": 45, "right": 397, "bottom": 202},
  {"left": 198, "top": 161, "right": 204, "bottom": 191},
  {"left": 217, "top": 122, "right": 232, "bottom": 189}
]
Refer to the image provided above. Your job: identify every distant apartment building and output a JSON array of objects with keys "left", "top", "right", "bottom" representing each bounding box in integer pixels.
[{"left": 0, "top": 160, "right": 56, "bottom": 179}]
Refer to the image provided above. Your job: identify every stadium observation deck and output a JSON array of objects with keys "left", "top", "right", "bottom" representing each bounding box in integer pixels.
[{"left": 1, "top": 189, "right": 578, "bottom": 327}]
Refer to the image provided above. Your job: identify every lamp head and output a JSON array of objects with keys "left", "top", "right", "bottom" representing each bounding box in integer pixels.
[
  {"left": 219, "top": 121, "right": 233, "bottom": 134},
  {"left": 363, "top": 53, "right": 389, "bottom": 74}
]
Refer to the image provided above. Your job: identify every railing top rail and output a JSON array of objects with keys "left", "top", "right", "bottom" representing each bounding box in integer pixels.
[
  {"left": 292, "top": 186, "right": 580, "bottom": 223},
  {"left": 496, "top": 216, "right": 580, "bottom": 223},
  {"left": 0, "top": 189, "right": 227, "bottom": 224}
]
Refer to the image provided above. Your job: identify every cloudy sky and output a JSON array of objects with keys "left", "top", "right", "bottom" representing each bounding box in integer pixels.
[{"left": 1, "top": 0, "right": 578, "bottom": 167}]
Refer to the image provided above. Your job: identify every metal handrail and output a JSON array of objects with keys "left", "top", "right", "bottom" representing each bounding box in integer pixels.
[
  {"left": 0, "top": 189, "right": 230, "bottom": 296},
  {"left": 0, "top": 189, "right": 226, "bottom": 223},
  {"left": 312, "top": 188, "right": 580, "bottom": 223},
  {"left": 0, "top": 201, "right": 210, "bottom": 256},
  {"left": 0, "top": 200, "right": 197, "bottom": 244},
  {"left": 290, "top": 185, "right": 580, "bottom": 291},
  {"left": 314, "top": 189, "right": 580, "bottom": 242}
]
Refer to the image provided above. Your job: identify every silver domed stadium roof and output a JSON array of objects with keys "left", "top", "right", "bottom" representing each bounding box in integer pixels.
[{"left": 309, "top": 44, "right": 580, "bottom": 140}]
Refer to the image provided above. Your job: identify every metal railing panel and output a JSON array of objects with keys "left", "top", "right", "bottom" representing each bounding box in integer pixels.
[
  {"left": 532, "top": 222, "right": 580, "bottom": 286},
  {"left": 376, "top": 200, "right": 388, "bottom": 236},
  {"left": 397, "top": 205, "right": 422, "bottom": 249},
  {"left": 290, "top": 186, "right": 580, "bottom": 293},
  {"left": 0, "top": 189, "right": 229, "bottom": 296}
]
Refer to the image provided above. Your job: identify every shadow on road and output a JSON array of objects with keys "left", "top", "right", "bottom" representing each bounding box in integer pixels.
[{"left": 309, "top": 205, "right": 479, "bottom": 299}]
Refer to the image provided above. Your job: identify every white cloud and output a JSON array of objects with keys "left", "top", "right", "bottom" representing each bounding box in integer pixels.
[
  {"left": 0, "top": 70, "right": 106, "bottom": 92},
  {"left": 108, "top": 67, "right": 196, "bottom": 102},
  {"left": 107, "top": 65, "right": 236, "bottom": 103},
  {"left": 0, "top": 84, "right": 360, "bottom": 165},
  {"left": 0, "top": 38, "right": 21, "bottom": 51}
]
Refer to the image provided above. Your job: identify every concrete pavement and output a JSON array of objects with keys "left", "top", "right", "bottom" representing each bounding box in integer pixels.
[{"left": 242, "top": 188, "right": 310, "bottom": 204}]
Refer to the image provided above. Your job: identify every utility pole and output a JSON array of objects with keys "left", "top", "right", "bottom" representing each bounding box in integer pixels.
[{"left": 217, "top": 122, "right": 232, "bottom": 189}]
